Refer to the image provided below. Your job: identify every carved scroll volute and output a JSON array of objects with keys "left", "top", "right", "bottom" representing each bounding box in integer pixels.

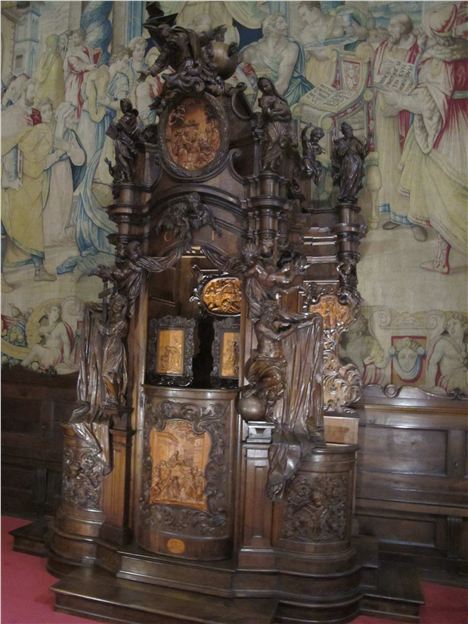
[{"left": 309, "top": 294, "right": 362, "bottom": 413}]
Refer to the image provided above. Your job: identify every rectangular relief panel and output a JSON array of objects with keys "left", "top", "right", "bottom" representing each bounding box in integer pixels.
[
  {"left": 359, "top": 426, "right": 447, "bottom": 476},
  {"left": 138, "top": 386, "right": 237, "bottom": 561}
]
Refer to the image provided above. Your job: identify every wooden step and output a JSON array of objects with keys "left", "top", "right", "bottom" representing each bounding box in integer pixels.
[
  {"left": 353, "top": 534, "right": 379, "bottom": 590},
  {"left": 52, "top": 567, "right": 278, "bottom": 624},
  {"left": 10, "top": 517, "right": 51, "bottom": 557},
  {"left": 361, "top": 562, "right": 424, "bottom": 623}
]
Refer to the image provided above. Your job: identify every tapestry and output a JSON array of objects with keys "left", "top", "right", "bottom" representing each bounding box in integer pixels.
[{"left": 1, "top": 1, "right": 467, "bottom": 396}]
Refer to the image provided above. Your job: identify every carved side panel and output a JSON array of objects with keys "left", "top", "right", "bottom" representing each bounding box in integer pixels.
[
  {"left": 281, "top": 473, "right": 349, "bottom": 542},
  {"left": 273, "top": 446, "right": 357, "bottom": 557},
  {"left": 62, "top": 434, "right": 106, "bottom": 510},
  {"left": 139, "top": 391, "right": 235, "bottom": 557}
]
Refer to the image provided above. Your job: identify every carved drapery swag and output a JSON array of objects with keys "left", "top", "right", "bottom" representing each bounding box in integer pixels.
[{"left": 267, "top": 315, "right": 325, "bottom": 500}]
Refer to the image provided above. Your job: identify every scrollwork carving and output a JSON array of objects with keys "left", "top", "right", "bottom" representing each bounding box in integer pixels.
[{"left": 309, "top": 293, "right": 362, "bottom": 413}]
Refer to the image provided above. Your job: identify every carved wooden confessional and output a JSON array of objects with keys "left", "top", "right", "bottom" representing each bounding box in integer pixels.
[{"left": 46, "top": 10, "right": 396, "bottom": 624}]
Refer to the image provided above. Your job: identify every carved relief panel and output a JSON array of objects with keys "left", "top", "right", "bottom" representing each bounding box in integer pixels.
[
  {"left": 149, "top": 419, "right": 211, "bottom": 512},
  {"left": 138, "top": 387, "right": 237, "bottom": 560},
  {"left": 159, "top": 94, "right": 229, "bottom": 178}
]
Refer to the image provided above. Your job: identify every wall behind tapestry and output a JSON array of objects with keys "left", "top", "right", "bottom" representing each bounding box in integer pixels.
[{"left": 1, "top": 1, "right": 467, "bottom": 397}]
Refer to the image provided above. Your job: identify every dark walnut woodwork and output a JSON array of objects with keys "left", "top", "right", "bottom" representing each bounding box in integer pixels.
[
  {"left": 6, "top": 10, "right": 461, "bottom": 624},
  {"left": 2, "top": 368, "right": 77, "bottom": 521},
  {"left": 355, "top": 385, "right": 468, "bottom": 582}
]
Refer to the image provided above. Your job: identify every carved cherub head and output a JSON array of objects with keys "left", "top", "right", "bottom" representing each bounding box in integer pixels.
[{"left": 126, "top": 240, "right": 143, "bottom": 261}]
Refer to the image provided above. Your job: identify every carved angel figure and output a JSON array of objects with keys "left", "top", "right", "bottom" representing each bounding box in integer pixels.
[
  {"left": 243, "top": 243, "right": 309, "bottom": 320},
  {"left": 139, "top": 15, "right": 236, "bottom": 110}
]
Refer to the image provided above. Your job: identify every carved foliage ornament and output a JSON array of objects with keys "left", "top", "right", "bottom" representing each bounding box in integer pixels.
[
  {"left": 309, "top": 293, "right": 362, "bottom": 413},
  {"left": 141, "top": 399, "right": 228, "bottom": 536},
  {"left": 62, "top": 445, "right": 105, "bottom": 510},
  {"left": 281, "top": 473, "right": 349, "bottom": 542}
]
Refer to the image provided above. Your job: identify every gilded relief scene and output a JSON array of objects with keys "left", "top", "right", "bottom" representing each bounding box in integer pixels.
[
  {"left": 156, "top": 329, "right": 184, "bottom": 375},
  {"left": 165, "top": 98, "right": 221, "bottom": 171},
  {"left": 202, "top": 277, "right": 242, "bottom": 315},
  {"left": 149, "top": 420, "right": 211, "bottom": 510},
  {"left": 221, "top": 331, "right": 240, "bottom": 378},
  {"left": 2, "top": 1, "right": 467, "bottom": 396}
]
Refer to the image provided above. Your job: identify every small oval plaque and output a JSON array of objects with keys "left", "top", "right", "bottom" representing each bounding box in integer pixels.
[{"left": 166, "top": 538, "right": 186, "bottom": 555}]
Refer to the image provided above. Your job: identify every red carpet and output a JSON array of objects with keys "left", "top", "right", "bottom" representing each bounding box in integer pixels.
[{"left": 2, "top": 516, "right": 467, "bottom": 624}]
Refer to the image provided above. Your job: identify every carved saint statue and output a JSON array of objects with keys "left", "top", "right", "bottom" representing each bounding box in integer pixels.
[
  {"left": 98, "top": 293, "right": 129, "bottom": 408},
  {"left": 105, "top": 99, "right": 141, "bottom": 184},
  {"left": 257, "top": 77, "right": 294, "bottom": 172},
  {"left": 301, "top": 125, "right": 325, "bottom": 185},
  {"left": 331, "top": 122, "right": 368, "bottom": 203}
]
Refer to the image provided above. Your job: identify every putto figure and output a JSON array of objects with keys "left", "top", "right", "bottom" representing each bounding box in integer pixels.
[{"left": 331, "top": 122, "right": 368, "bottom": 203}]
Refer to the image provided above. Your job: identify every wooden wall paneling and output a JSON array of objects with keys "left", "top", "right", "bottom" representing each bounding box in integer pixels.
[
  {"left": 1, "top": 370, "right": 77, "bottom": 517},
  {"left": 355, "top": 386, "right": 468, "bottom": 582}
]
